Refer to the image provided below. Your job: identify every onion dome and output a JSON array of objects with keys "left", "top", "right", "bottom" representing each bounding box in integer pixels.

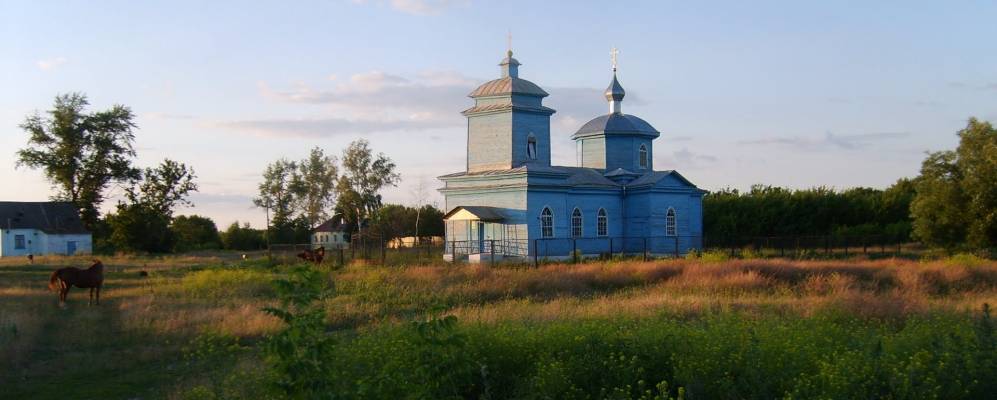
[{"left": 467, "top": 50, "right": 549, "bottom": 98}]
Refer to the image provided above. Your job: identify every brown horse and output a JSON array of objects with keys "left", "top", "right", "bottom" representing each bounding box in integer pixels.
[
  {"left": 49, "top": 259, "right": 104, "bottom": 306},
  {"left": 297, "top": 246, "right": 325, "bottom": 264}
]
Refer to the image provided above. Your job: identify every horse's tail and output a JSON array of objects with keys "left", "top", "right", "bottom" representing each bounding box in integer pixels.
[{"left": 48, "top": 270, "right": 62, "bottom": 292}]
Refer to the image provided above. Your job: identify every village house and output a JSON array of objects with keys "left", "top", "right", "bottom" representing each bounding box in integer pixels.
[
  {"left": 0, "top": 201, "right": 92, "bottom": 257},
  {"left": 311, "top": 218, "right": 349, "bottom": 249}
]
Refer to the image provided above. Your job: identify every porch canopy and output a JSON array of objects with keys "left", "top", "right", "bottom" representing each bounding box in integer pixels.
[{"left": 443, "top": 206, "right": 506, "bottom": 222}]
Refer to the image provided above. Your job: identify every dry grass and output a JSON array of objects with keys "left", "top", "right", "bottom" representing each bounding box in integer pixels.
[{"left": 2, "top": 253, "right": 996, "bottom": 398}]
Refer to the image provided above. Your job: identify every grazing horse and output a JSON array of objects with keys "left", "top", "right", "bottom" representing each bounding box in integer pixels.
[
  {"left": 297, "top": 246, "right": 325, "bottom": 264},
  {"left": 49, "top": 259, "right": 104, "bottom": 306}
]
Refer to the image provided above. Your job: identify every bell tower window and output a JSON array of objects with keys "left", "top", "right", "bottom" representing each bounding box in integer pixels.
[
  {"left": 527, "top": 134, "right": 537, "bottom": 160},
  {"left": 638, "top": 144, "right": 648, "bottom": 169}
]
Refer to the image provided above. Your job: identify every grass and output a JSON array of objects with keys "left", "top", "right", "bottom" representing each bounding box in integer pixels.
[{"left": 1, "top": 253, "right": 996, "bottom": 398}]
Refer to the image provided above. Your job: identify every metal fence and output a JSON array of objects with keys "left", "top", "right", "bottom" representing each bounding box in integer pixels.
[{"left": 270, "top": 233, "right": 918, "bottom": 266}]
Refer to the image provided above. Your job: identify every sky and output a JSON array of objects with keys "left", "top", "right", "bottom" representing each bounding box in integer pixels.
[{"left": 2, "top": 0, "right": 996, "bottom": 229}]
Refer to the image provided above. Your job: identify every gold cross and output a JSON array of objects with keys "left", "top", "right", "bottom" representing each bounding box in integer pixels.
[
  {"left": 507, "top": 30, "right": 512, "bottom": 54},
  {"left": 611, "top": 47, "right": 619, "bottom": 70}
]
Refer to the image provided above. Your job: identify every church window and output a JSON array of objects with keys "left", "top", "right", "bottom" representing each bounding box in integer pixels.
[
  {"left": 639, "top": 144, "right": 648, "bottom": 169},
  {"left": 665, "top": 208, "right": 676, "bottom": 236},
  {"left": 527, "top": 134, "right": 538, "bottom": 160},
  {"left": 14, "top": 235, "right": 25, "bottom": 249},
  {"left": 540, "top": 207, "right": 554, "bottom": 238},
  {"left": 597, "top": 208, "right": 608, "bottom": 237},
  {"left": 571, "top": 208, "right": 583, "bottom": 237}
]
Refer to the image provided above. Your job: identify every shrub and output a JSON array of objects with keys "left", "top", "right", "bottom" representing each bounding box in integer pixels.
[{"left": 181, "top": 268, "right": 273, "bottom": 299}]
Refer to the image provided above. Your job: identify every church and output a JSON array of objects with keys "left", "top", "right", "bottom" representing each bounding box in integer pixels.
[{"left": 440, "top": 49, "right": 705, "bottom": 262}]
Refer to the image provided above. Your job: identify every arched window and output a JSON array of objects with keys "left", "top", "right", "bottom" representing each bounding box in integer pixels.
[
  {"left": 597, "top": 208, "right": 608, "bottom": 237},
  {"left": 527, "top": 134, "right": 538, "bottom": 160},
  {"left": 571, "top": 208, "right": 583, "bottom": 237},
  {"left": 638, "top": 144, "right": 648, "bottom": 169},
  {"left": 665, "top": 207, "right": 676, "bottom": 236},
  {"left": 540, "top": 207, "right": 554, "bottom": 238}
]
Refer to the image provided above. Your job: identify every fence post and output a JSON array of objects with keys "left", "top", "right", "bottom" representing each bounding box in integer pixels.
[
  {"left": 490, "top": 239, "right": 495, "bottom": 266},
  {"left": 380, "top": 238, "right": 386, "bottom": 266},
  {"left": 533, "top": 239, "right": 539, "bottom": 268},
  {"left": 573, "top": 239, "right": 578, "bottom": 264},
  {"left": 339, "top": 248, "right": 344, "bottom": 267},
  {"left": 642, "top": 238, "right": 648, "bottom": 261},
  {"left": 844, "top": 237, "right": 849, "bottom": 257},
  {"left": 780, "top": 238, "right": 785, "bottom": 258},
  {"left": 863, "top": 238, "right": 867, "bottom": 254}
]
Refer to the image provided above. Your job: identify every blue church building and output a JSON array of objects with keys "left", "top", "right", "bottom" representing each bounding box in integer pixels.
[{"left": 440, "top": 50, "right": 705, "bottom": 262}]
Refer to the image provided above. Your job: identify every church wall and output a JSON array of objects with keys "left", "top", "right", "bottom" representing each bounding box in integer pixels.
[
  {"left": 467, "top": 113, "right": 513, "bottom": 172},
  {"left": 511, "top": 112, "right": 551, "bottom": 167},
  {"left": 605, "top": 136, "right": 653, "bottom": 171},
  {"left": 577, "top": 137, "right": 606, "bottom": 169}
]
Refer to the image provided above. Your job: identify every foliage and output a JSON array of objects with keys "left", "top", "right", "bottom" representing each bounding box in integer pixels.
[
  {"left": 290, "top": 147, "right": 339, "bottom": 228},
  {"left": 105, "top": 202, "right": 172, "bottom": 253},
  {"left": 335, "top": 139, "right": 400, "bottom": 235},
  {"left": 15, "top": 93, "right": 140, "bottom": 229},
  {"left": 254, "top": 159, "right": 298, "bottom": 239},
  {"left": 912, "top": 118, "right": 997, "bottom": 252},
  {"left": 704, "top": 180, "right": 915, "bottom": 240},
  {"left": 171, "top": 215, "right": 222, "bottom": 252},
  {"left": 105, "top": 159, "right": 198, "bottom": 253},
  {"left": 220, "top": 221, "right": 266, "bottom": 250},
  {"left": 261, "top": 265, "right": 336, "bottom": 399},
  {"left": 372, "top": 204, "right": 445, "bottom": 240},
  {"left": 125, "top": 158, "right": 197, "bottom": 218}
]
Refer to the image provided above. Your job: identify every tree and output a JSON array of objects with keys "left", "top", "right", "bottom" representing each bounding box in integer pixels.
[
  {"left": 16, "top": 93, "right": 140, "bottom": 229},
  {"left": 106, "top": 159, "right": 198, "bottom": 253},
  {"left": 171, "top": 215, "right": 222, "bottom": 252},
  {"left": 254, "top": 159, "right": 298, "bottom": 243},
  {"left": 335, "top": 139, "right": 400, "bottom": 236},
  {"left": 126, "top": 159, "right": 198, "bottom": 219},
  {"left": 911, "top": 118, "right": 997, "bottom": 251},
  {"left": 221, "top": 221, "right": 265, "bottom": 251},
  {"left": 291, "top": 147, "right": 339, "bottom": 228}
]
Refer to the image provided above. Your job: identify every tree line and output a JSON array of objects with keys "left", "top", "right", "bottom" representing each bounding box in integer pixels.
[
  {"left": 16, "top": 94, "right": 993, "bottom": 254},
  {"left": 704, "top": 118, "right": 996, "bottom": 254},
  {"left": 15, "top": 93, "right": 444, "bottom": 254}
]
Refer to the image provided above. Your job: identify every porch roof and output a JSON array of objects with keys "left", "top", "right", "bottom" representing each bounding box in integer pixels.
[{"left": 443, "top": 206, "right": 506, "bottom": 222}]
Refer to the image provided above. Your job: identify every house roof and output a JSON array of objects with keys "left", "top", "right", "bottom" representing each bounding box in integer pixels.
[
  {"left": 313, "top": 218, "right": 346, "bottom": 233},
  {"left": 0, "top": 201, "right": 89, "bottom": 234},
  {"left": 443, "top": 206, "right": 506, "bottom": 222}
]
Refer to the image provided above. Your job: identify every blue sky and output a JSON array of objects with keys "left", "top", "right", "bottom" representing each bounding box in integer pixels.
[{"left": 2, "top": 0, "right": 995, "bottom": 228}]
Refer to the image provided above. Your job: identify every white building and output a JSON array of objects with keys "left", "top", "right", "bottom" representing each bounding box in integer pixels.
[
  {"left": 0, "top": 202, "right": 92, "bottom": 257},
  {"left": 311, "top": 218, "right": 349, "bottom": 249}
]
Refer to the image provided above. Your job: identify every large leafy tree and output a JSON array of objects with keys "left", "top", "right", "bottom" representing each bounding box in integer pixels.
[
  {"left": 911, "top": 118, "right": 997, "bottom": 251},
  {"left": 291, "top": 147, "right": 339, "bottom": 228},
  {"left": 254, "top": 159, "right": 299, "bottom": 242},
  {"left": 107, "top": 159, "right": 198, "bottom": 253},
  {"left": 15, "top": 93, "right": 140, "bottom": 229},
  {"left": 170, "top": 215, "right": 222, "bottom": 252},
  {"left": 335, "top": 139, "right": 400, "bottom": 237}
]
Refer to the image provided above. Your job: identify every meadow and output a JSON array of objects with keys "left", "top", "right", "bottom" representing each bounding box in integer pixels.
[{"left": 2, "top": 253, "right": 996, "bottom": 399}]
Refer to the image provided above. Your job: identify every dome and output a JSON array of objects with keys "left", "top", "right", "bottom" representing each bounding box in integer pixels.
[
  {"left": 604, "top": 72, "right": 625, "bottom": 102},
  {"left": 572, "top": 113, "right": 660, "bottom": 139},
  {"left": 468, "top": 76, "right": 549, "bottom": 98}
]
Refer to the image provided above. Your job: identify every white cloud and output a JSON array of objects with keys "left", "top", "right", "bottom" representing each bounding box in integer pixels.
[
  {"left": 738, "top": 131, "right": 909, "bottom": 150},
  {"left": 36, "top": 57, "right": 67, "bottom": 71},
  {"left": 352, "top": 0, "right": 467, "bottom": 16},
  {"left": 233, "top": 69, "right": 628, "bottom": 139}
]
